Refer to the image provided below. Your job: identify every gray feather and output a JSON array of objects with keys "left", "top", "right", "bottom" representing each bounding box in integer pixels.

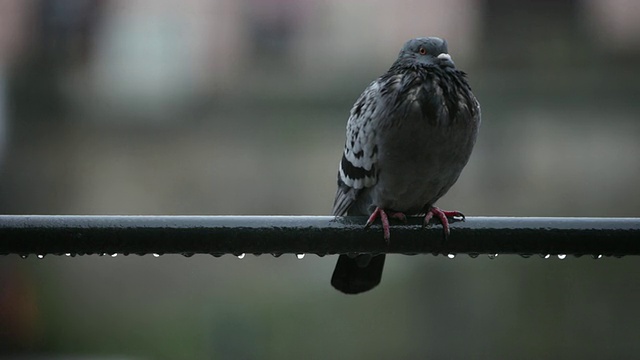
[{"left": 331, "top": 37, "right": 480, "bottom": 294}]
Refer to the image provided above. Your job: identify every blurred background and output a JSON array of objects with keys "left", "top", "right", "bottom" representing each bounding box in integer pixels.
[{"left": 1, "top": 0, "right": 639, "bottom": 358}]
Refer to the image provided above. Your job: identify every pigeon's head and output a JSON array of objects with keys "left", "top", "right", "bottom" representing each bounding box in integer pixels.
[{"left": 398, "top": 37, "right": 454, "bottom": 68}]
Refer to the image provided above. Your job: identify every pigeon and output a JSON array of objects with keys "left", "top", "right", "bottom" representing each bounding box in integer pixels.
[{"left": 330, "top": 37, "right": 481, "bottom": 294}]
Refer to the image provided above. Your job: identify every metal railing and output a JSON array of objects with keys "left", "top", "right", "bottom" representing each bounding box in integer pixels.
[{"left": 1, "top": 215, "right": 639, "bottom": 257}]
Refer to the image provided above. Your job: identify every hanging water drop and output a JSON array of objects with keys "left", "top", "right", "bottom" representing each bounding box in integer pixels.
[
  {"left": 152, "top": 253, "right": 160, "bottom": 258},
  {"left": 111, "top": 253, "right": 118, "bottom": 258},
  {"left": 447, "top": 253, "right": 456, "bottom": 259},
  {"left": 37, "top": 254, "right": 45, "bottom": 259},
  {"left": 468, "top": 253, "right": 479, "bottom": 259},
  {"left": 520, "top": 254, "right": 532, "bottom": 258},
  {"left": 65, "top": 253, "right": 72, "bottom": 257},
  {"left": 20, "top": 254, "right": 28, "bottom": 259},
  {"left": 592, "top": 254, "right": 603, "bottom": 259},
  {"left": 543, "top": 254, "right": 551, "bottom": 259},
  {"left": 237, "top": 253, "right": 246, "bottom": 259},
  {"left": 557, "top": 254, "right": 566, "bottom": 260},
  {"left": 488, "top": 254, "right": 498, "bottom": 259},
  {"left": 296, "top": 253, "right": 305, "bottom": 260}
]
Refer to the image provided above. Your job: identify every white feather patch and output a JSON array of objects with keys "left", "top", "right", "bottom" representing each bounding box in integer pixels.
[{"left": 338, "top": 80, "right": 383, "bottom": 189}]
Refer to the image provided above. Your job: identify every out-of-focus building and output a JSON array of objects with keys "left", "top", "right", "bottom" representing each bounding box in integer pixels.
[
  {"left": 1, "top": 1, "right": 640, "bottom": 359},
  {"left": 585, "top": 0, "right": 640, "bottom": 50},
  {"left": 0, "top": 0, "right": 32, "bottom": 167},
  {"left": 77, "top": 0, "right": 483, "bottom": 121}
]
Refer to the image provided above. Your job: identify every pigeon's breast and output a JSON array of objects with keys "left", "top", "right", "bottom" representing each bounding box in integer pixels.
[{"left": 368, "top": 74, "right": 479, "bottom": 214}]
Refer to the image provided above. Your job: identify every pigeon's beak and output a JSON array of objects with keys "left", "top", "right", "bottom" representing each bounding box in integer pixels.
[{"left": 437, "top": 53, "right": 455, "bottom": 67}]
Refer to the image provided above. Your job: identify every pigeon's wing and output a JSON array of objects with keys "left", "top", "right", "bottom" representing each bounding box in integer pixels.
[
  {"left": 331, "top": 80, "right": 391, "bottom": 295},
  {"left": 332, "top": 80, "right": 384, "bottom": 216}
]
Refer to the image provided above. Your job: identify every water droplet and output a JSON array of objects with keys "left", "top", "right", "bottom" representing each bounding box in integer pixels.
[
  {"left": 520, "top": 254, "right": 532, "bottom": 258},
  {"left": 152, "top": 253, "right": 160, "bottom": 258},
  {"left": 488, "top": 254, "right": 498, "bottom": 259},
  {"left": 181, "top": 252, "right": 194, "bottom": 258},
  {"left": 20, "top": 254, "right": 28, "bottom": 259},
  {"left": 237, "top": 253, "right": 246, "bottom": 259},
  {"left": 542, "top": 254, "right": 551, "bottom": 259},
  {"left": 468, "top": 253, "right": 479, "bottom": 259},
  {"left": 271, "top": 253, "right": 282, "bottom": 258},
  {"left": 557, "top": 254, "right": 566, "bottom": 260},
  {"left": 592, "top": 254, "right": 603, "bottom": 259},
  {"left": 296, "top": 253, "right": 305, "bottom": 260},
  {"left": 111, "top": 253, "right": 118, "bottom": 258},
  {"left": 65, "top": 253, "right": 72, "bottom": 257},
  {"left": 37, "top": 254, "right": 45, "bottom": 259},
  {"left": 447, "top": 253, "right": 456, "bottom": 259},
  {"left": 100, "top": 253, "right": 107, "bottom": 257}
]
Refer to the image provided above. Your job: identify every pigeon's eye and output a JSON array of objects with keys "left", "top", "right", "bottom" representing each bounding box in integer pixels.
[{"left": 418, "top": 47, "right": 427, "bottom": 55}]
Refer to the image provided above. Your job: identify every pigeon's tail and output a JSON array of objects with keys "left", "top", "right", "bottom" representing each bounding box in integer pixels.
[{"left": 331, "top": 254, "right": 385, "bottom": 294}]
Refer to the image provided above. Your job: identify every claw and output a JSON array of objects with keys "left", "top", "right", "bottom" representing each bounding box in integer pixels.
[
  {"left": 365, "top": 207, "right": 401, "bottom": 242},
  {"left": 423, "top": 207, "right": 464, "bottom": 239},
  {"left": 365, "top": 207, "right": 391, "bottom": 242},
  {"left": 441, "top": 210, "right": 465, "bottom": 221}
]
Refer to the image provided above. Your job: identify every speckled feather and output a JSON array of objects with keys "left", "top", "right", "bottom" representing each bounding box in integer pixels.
[
  {"left": 331, "top": 37, "right": 481, "bottom": 294},
  {"left": 333, "top": 39, "right": 480, "bottom": 218}
]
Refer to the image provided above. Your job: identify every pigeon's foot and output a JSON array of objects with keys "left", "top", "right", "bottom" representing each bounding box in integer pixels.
[
  {"left": 365, "top": 207, "right": 390, "bottom": 242},
  {"left": 365, "top": 207, "right": 406, "bottom": 242},
  {"left": 423, "top": 207, "right": 465, "bottom": 239}
]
